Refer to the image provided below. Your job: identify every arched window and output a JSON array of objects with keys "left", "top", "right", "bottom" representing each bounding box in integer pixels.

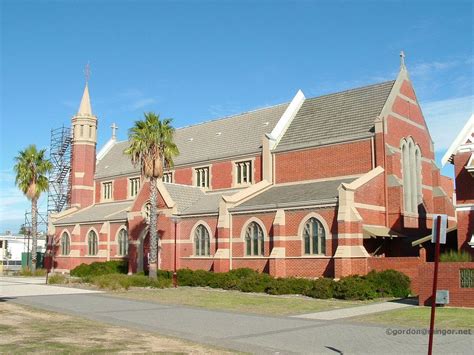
[
  {"left": 61, "top": 232, "right": 70, "bottom": 256},
  {"left": 245, "top": 222, "right": 264, "bottom": 256},
  {"left": 302, "top": 218, "right": 326, "bottom": 255},
  {"left": 87, "top": 230, "right": 98, "bottom": 256},
  {"left": 194, "top": 225, "right": 210, "bottom": 256},
  {"left": 117, "top": 228, "right": 128, "bottom": 256},
  {"left": 401, "top": 138, "right": 422, "bottom": 213}
]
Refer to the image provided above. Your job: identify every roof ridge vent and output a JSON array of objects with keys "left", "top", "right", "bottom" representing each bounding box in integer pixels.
[
  {"left": 187, "top": 137, "right": 194, "bottom": 142},
  {"left": 216, "top": 132, "right": 222, "bottom": 136}
]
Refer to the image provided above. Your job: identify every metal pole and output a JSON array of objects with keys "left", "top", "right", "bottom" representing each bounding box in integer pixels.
[
  {"left": 428, "top": 215, "right": 442, "bottom": 355},
  {"left": 173, "top": 219, "right": 178, "bottom": 288}
]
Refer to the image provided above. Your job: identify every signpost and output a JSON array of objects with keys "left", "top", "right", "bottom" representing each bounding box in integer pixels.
[{"left": 428, "top": 214, "right": 447, "bottom": 355}]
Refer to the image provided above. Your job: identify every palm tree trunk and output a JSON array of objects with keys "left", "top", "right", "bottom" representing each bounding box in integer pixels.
[
  {"left": 31, "top": 197, "right": 38, "bottom": 273},
  {"left": 148, "top": 177, "right": 158, "bottom": 279}
]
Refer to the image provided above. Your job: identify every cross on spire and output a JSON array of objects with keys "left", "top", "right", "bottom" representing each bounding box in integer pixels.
[
  {"left": 84, "top": 62, "right": 91, "bottom": 83},
  {"left": 111, "top": 123, "right": 118, "bottom": 139},
  {"left": 400, "top": 50, "right": 406, "bottom": 70}
]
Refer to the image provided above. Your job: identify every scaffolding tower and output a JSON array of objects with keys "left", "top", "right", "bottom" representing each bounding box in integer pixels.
[{"left": 47, "top": 126, "right": 72, "bottom": 216}]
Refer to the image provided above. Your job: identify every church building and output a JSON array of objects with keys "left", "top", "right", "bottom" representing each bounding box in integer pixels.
[{"left": 49, "top": 55, "right": 456, "bottom": 279}]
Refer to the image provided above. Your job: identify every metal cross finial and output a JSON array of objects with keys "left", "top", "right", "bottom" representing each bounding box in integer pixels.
[
  {"left": 400, "top": 50, "right": 406, "bottom": 69},
  {"left": 84, "top": 62, "right": 91, "bottom": 83},
  {"left": 111, "top": 123, "right": 118, "bottom": 139}
]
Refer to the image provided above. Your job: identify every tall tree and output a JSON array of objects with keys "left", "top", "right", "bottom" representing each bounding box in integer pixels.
[
  {"left": 14, "top": 145, "right": 52, "bottom": 272},
  {"left": 125, "top": 112, "right": 179, "bottom": 279}
]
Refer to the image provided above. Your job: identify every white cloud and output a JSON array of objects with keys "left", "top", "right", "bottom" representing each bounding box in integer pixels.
[
  {"left": 410, "top": 60, "right": 461, "bottom": 77},
  {"left": 127, "top": 98, "right": 157, "bottom": 110},
  {"left": 421, "top": 95, "right": 474, "bottom": 152}
]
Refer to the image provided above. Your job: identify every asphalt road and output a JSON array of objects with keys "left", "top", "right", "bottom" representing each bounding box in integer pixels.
[{"left": 1, "top": 278, "right": 472, "bottom": 354}]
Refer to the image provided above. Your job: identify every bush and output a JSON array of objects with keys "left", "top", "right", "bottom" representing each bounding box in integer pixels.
[
  {"left": 304, "top": 278, "right": 336, "bottom": 299},
  {"left": 47, "top": 273, "right": 67, "bottom": 285},
  {"left": 70, "top": 260, "right": 128, "bottom": 277},
  {"left": 334, "top": 275, "right": 377, "bottom": 300},
  {"left": 239, "top": 273, "right": 273, "bottom": 293},
  {"left": 266, "top": 277, "right": 313, "bottom": 296},
  {"left": 88, "top": 274, "right": 171, "bottom": 290},
  {"left": 366, "top": 269, "right": 411, "bottom": 297},
  {"left": 440, "top": 250, "right": 473, "bottom": 262},
  {"left": 19, "top": 268, "right": 47, "bottom": 277}
]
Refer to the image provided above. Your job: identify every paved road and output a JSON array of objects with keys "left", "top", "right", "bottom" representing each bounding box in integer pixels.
[{"left": 1, "top": 278, "right": 472, "bottom": 354}]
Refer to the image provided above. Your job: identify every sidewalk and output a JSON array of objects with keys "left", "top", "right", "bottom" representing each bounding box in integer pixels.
[
  {"left": 0, "top": 276, "right": 102, "bottom": 298},
  {"left": 293, "top": 298, "right": 417, "bottom": 320}
]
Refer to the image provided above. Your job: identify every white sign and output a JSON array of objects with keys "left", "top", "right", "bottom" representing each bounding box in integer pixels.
[{"left": 432, "top": 214, "right": 448, "bottom": 244}]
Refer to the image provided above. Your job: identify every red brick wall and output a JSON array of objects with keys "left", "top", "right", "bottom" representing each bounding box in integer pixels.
[
  {"left": 71, "top": 144, "right": 96, "bottom": 208},
  {"left": 174, "top": 167, "right": 193, "bottom": 185},
  {"left": 211, "top": 161, "right": 232, "bottom": 190},
  {"left": 418, "top": 262, "right": 474, "bottom": 307},
  {"left": 275, "top": 140, "right": 372, "bottom": 183}
]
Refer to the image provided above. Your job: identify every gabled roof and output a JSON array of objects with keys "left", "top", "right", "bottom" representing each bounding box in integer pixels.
[
  {"left": 96, "top": 103, "right": 289, "bottom": 178},
  {"left": 442, "top": 114, "right": 474, "bottom": 166},
  {"left": 164, "top": 182, "right": 241, "bottom": 215},
  {"left": 230, "top": 177, "right": 355, "bottom": 212},
  {"left": 54, "top": 201, "right": 131, "bottom": 225},
  {"left": 274, "top": 81, "right": 395, "bottom": 152}
]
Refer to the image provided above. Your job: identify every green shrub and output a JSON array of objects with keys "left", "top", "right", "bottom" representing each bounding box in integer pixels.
[
  {"left": 334, "top": 275, "right": 377, "bottom": 300},
  {"left": 19, "top": 268, "right": 47, "bottom": 277},
  {"left": 266, "top": 277, "right": 313, "bottom": 295},
  {"left": 177, "top": 269, "right": 214, "bottom": 286},
  {"left": 366, "top": 269, "right": 411, "bottom": 297},
  {"left": 304, "top": 278, "right": 336, "bottom": 299},
  {"left": 239, "top": 273, "right": 273, "bottom": 293},
  {"left": 70, "top": 260, "right": 128, "bottom": 277},
  {"left": 207, "top": 272, "right": 240, "bottom": 290},
  {"left": 87, "top": 273, "right": 171, "bottom": 290},
  {"left": 47, "top": 274, "right": 67, "bottom": 285},
  {"left": 440, "top": 250, "right": 473, "bottom": 262}
]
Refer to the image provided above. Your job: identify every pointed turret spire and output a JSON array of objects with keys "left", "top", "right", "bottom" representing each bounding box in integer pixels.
[{"left": 77, "top": 83, "right": 93, "bottom": 116}]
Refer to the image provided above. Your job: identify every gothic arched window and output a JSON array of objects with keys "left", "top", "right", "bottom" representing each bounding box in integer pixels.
[
  {"left": 302, "top": 218, "right": 326, "bottom": 255},
  {"left": 401, "top": 137, "right": 422, "bottom": 213},
  {"left": 61, "top": 232, "right": 70, "bottom": 256},
  {"left": 117, "top": 228, "right": 128, "bottom": 256},
  {"left": 194, "top": 224, "right": 210, "bottom": 256},
  {"left": 245, "top": 222, "right": 264, "bottom": 256},
  {"left": 87, "top": 230, "right": 98, "bottom": 256}
]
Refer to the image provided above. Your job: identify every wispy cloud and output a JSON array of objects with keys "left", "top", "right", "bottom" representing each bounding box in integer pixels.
[
  {"left": 422, "top": 95, "right": 474, "bottom": 152},
  {"left": 410, "top": 59, "right": 463, "bottom": 77},
  {"left": 127, "top": 98, "right": 157, "bottom": 111},
  {"left": 208, "top": 102, "right": 243, "bottom": 118}
]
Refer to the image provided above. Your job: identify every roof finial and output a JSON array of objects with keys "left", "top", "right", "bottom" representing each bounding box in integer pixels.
[
  {"left": 111, "top": 123, "right": 118, "bottom": 140},
  {"left": 84, "top": 61, "right": 91, "bottom": 84},
  {"left": 400, "top": 50, "right": 406, "bottom": 70}
]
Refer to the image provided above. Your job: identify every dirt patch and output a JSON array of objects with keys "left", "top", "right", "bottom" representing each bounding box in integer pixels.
[{"left": 0, "top": 302, "right": 235, "bottom": 353}]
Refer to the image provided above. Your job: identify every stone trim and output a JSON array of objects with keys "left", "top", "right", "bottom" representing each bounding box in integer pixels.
[{"left": 354, "top": 203, "right": 386, "bottom": 212}]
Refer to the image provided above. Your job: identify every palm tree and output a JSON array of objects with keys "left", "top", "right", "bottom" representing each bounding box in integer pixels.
[
  {"left": 125, "top": 112, "right": 179, "bottom": 279},
  {"left": 14, "top": 145, "right": 52, "bottom": 273}
]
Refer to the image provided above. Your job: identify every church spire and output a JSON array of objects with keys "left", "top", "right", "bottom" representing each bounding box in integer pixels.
[
  {"left": 77, "top": 83, "right": 93, "bottom": 116},
  {"left": 77, "top": 63, "right": 93, "bottom": 116}
]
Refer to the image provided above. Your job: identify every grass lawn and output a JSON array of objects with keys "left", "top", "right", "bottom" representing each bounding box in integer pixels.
[
  {"left": 351, "top": 306, "right": 474, "bottom": 329},
  {"left": 0, "top": 302, "right": 235, "bottom": 354},
  {"left": 110, "top": 286, "right": 382, "bottom": 316}
]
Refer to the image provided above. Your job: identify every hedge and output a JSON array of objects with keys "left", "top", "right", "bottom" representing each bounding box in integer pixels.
[
  {"left": 69, "top": 262, "right": 411, "bottom": 300},
  {"left": 70, "top": 260, "right": 128, "bottom": 277}
]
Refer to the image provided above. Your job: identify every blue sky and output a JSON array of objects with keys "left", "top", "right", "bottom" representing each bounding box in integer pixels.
[{"left": 0, "top": 0, "right": 473, "bottom": 233}]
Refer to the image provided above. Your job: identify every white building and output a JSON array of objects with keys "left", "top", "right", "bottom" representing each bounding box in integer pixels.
[{"left": 0, "top": 233, "right": 46, "bottom": 272}]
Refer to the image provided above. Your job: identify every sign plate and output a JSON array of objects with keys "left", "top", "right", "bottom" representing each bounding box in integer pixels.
[
  {"left": 435, "top": 290, "right": 449, "bottom": 304},
  {"left": 432, "top": 214, "right": 447, "bottom": 244}
]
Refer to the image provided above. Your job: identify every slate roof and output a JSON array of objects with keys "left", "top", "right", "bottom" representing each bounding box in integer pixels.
[
  {"left": 96, "top": 103, "right": 289, "bottom": 178},
  {"left": 274, "top": 81, "right": 395, "bottom": 152},
  {"left": 55, "top": 201, "right": 131, "bottom": 225},
  {"left": 231, "top": 178, "right": 356, "bottom": 212},
  {"left": 164, "top": 183, "right": 241, "bottom": 215}
]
